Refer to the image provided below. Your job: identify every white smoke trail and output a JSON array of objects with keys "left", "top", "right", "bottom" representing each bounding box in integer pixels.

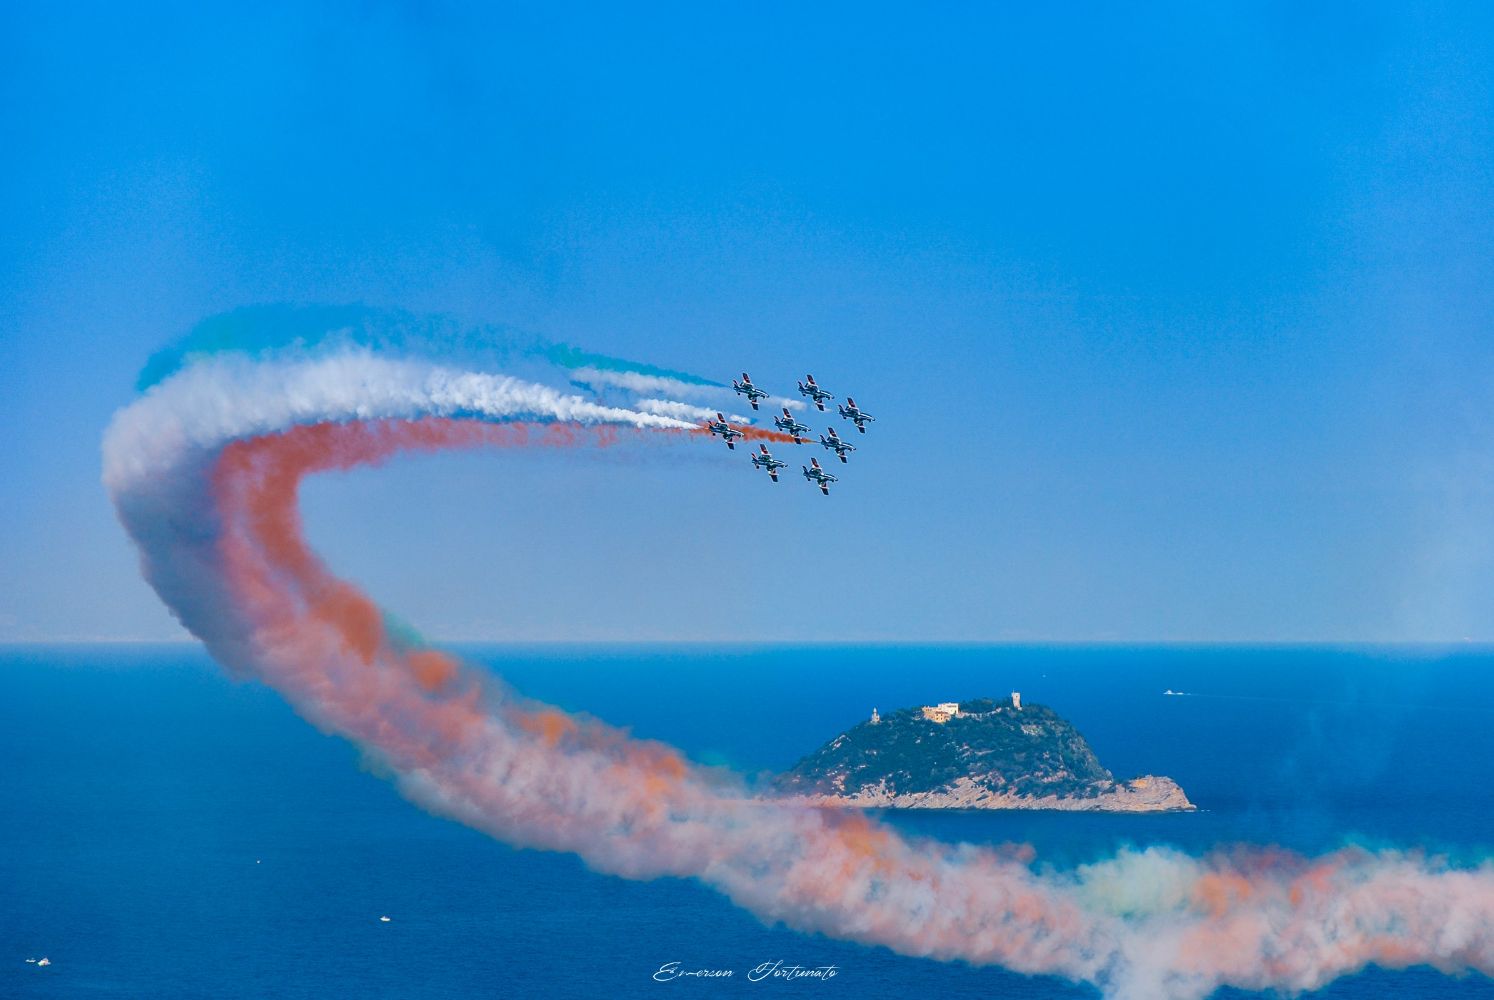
[
  {"left": 104, "top": 352, "right": 694, "bottom": 491},
  {"left": 569, "top": 366, "right": 722, "bottom": 399},
  {"left": 635, "top": 398, "right": 755, "bottom": 424}
]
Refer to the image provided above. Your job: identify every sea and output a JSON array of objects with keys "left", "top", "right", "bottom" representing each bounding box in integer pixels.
[{"left": 3, "top": 644, "right": 1493, "bottom": 999}]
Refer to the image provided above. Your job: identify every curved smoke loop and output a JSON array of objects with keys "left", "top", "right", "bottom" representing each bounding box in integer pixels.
[{"left": 104, "top": 312, "right": 1494, "bottom": 1000}]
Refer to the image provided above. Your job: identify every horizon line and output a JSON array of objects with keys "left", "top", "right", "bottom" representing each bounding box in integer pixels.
[{"left": 3, "top": 638, "right": 1493, "bottom": 650}]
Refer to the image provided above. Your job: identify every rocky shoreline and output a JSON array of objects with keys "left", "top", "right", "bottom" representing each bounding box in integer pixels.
[{"left": 780, "top": 774, "right": 1195, "bottom": 812}]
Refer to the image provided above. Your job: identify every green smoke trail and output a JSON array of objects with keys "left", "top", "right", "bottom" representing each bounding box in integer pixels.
[{"left": 136, "top": 304, "right": 722, "bottom": 393}]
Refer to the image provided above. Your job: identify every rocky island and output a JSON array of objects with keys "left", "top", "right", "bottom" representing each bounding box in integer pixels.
[{"left": 774, "top": 696, "right": 1194, "bottom": 812}]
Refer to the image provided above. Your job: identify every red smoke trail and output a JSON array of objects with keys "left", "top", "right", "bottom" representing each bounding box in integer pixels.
[
  {"left": 205, "top": 417, "right": 1106, "bottom": 964},
  {"left": 197, "top": 416, "right": 1494, "bottom": 999},
  {"left": 210, "top": 418, "right": 694, "bottom": 770}
]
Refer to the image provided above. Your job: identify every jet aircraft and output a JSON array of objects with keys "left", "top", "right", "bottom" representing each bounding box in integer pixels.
[
  {"left": 773, "top": 407, "right": 812, "bottom": 443},
  {"left": 707, "top": 412, "right": 746, "bottom": 449},
  {"left": 802, "top": 457, "right": 838, "bottom": 495},
  {"left": 750, "top": 444, "right": 788, "bottom": 481},
  {"left": 819, "top": 427, "right": 856, "bottom": 463},
  {"left": 797, "top": 374, "right": 834, "bottom": 411},
  {"left": 837, "top": 396, "right": 875, "bottom": 433},
  {"left": 731, "top": 373, "right": 769, "bottom": 410}
]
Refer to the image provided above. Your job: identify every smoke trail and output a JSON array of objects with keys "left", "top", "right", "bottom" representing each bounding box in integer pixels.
[
  {"left": 545, "top": 350, "right": 722, "bottom": 388},
  {"left": 104, "top": 326, "right": 1494, "bottom": 1000},
  {"left": 635, "top": 398, "right": 757, "bottom": 424},
  {"left": 568, "top": 366, "right": 724, "bottom": 399},
  {"left": 137, "top": 303, "right": 723, "bottom": 392}
]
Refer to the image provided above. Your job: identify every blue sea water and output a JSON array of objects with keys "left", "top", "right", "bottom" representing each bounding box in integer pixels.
[{"left": 2, "top": 643, "right": 1493, "bottom": 999}]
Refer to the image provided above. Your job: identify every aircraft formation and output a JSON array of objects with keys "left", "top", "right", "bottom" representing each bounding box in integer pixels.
[{"left": 711, "top": 373, "right": 877, "bottom": 495}]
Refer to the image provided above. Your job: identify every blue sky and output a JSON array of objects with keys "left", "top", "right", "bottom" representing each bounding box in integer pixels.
[{"left": 2, "top": 2, "right": 1491, "bottom": 642}]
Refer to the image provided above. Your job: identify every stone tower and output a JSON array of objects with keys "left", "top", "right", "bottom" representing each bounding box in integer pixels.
[
  {"left": 870, "top": 707, "right": 880, "bottom": 724},
  {"left": 1011, "top": 691, "right": 1022, "bottom": 710}
]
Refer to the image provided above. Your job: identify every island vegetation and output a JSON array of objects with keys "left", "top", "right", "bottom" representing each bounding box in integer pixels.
[{"left": 774, "top": 697, "right": 1194, "bottom": 812}]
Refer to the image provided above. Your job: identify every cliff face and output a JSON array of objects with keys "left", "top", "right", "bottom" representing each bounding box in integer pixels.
[{"left": 774, "top": 698, "right": 1194, "bottom": 813}]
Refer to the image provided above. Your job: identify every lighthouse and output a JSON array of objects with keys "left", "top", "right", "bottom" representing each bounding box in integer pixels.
[
  {"left": 1011, "top": 691, "right": 1022, "bottom": 710},
  {"left": 870, "top": 707, "right": 880, "bottom": 725}
]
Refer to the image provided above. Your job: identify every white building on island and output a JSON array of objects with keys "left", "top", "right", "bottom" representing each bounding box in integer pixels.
[
  {"left": 918, "top": 695, "right": 1023, "bottom": 723},
  {"left": 920, "top": 701, "right": 963, "bottom": 724}
]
